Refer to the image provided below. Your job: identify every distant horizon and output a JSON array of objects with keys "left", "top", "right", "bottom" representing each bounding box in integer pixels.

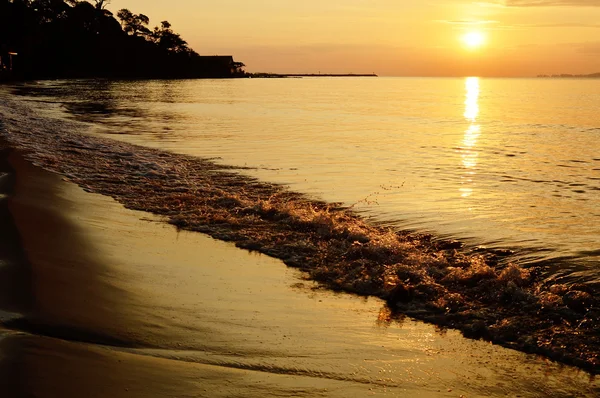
[{"left": 246, "top": 71, "right": 600, "bottom": 79}]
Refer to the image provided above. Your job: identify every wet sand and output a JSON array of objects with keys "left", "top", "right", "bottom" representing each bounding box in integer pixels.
[
  {"left": 1, "top": 92, "right": 599, "bottom": 372},
  {"left": 0, "top": 146, "right": 599, "bottom": 396}
]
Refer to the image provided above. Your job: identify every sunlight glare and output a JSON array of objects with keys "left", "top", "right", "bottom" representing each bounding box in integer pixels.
[
  {"left": 461, "top": 31, "right": 486, "bottom": 50},
  {"left": 464, "top": 77, "right": 480, "bottom": 122},
  {"left": 460, "top": 77, "right": 481, "bottom": 198}
]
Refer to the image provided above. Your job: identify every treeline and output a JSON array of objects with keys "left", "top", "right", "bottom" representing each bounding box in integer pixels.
[
  {"left": 537, "top": 73, "right": 600, "bottom": 78},
  {"left": 0, "top": 0, "right": 245, "bottom": 79}
]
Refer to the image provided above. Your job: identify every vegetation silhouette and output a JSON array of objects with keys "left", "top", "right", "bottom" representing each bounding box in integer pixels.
[{"left": 0, "top": 0, "right": 246, "bottom": 79}]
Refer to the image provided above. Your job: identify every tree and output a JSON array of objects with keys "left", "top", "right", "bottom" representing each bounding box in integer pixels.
[
  {"left": 232, "top": 61, "right": 246, "bottom": 76},
  {"left": 116, "top": 8, "right": 150, "bottom": 37},
  {"left": 1, "top": 0, "right": 247, "bottom": 79},
  {"left": 151, "top": 20, "right": 193, "bottom": 55},
  {"left": 30, "top": 0, "right": 70, "bottom": 23},
  {"left": 93, "top": 0, "right": 110, "bottom": 10}
]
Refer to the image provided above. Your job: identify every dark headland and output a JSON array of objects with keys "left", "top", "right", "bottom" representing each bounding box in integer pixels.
[
  {"left": 0, "top": 0, "right": 246, "bottom": 80},
  {"left": 0, "top": 1, "right": 377, "bottom": 81}
]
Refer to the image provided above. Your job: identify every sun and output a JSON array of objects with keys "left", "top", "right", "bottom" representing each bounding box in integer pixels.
[{"left": 461, "top": 31, "right": 486, "bottom": 50}]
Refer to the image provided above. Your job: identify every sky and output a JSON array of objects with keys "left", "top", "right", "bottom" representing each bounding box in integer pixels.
[{"left": 110, "top": 0, "right": 600, "bottom": 77}]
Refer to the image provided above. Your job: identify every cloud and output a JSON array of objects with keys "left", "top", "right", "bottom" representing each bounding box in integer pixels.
[{"left": 486, "top": 0, "right": 600, "bottom": 6}]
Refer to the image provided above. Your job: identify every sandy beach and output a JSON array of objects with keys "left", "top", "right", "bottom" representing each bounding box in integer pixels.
[
  {"left": 0, "top": 143, "right": 598, "bottom": 397},
  {"left": 3, "top": 0, "right": 600, "bottom": 395}
]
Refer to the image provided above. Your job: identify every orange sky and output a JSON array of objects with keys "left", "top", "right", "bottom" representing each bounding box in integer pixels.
[{"left": 112, "top": 0, "right": 600, "bottom": 77}]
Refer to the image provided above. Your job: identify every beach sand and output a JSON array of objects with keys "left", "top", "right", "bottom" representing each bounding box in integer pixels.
[{"left": 0, "top": 148, "right": 598, "bottom": 397}]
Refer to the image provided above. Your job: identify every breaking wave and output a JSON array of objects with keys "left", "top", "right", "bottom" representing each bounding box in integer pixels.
[{"left": 0, "top": 95, "right": 598, "bottom": 373}]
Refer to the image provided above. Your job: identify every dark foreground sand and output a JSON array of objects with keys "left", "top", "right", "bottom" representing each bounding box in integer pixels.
[{"left": 0, "top": 149, "right": 598, "bottom": 397}]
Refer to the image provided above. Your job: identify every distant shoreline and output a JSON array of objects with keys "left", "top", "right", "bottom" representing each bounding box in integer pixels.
[
  {"left": 537, "top": 72, "right": 600, "bottom": 78},
  {"left": 249, "top": 73, "right": 378, "bottom": 78}
]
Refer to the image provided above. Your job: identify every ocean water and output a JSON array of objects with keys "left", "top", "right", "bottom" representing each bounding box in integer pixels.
[
  {"left": 1, "top": 153, "right": 597, "bottom": 397},
  {"left": 9, "top": 77, "right": 599, "bottom": 285}
]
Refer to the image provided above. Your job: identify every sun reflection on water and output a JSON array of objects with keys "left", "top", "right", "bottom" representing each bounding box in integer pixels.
[
  {"left": 464, "top": 77, "right": 480, "bottom": 122},
  {"left": 460, "top": 77, "right": 481, "bottom": 198}
]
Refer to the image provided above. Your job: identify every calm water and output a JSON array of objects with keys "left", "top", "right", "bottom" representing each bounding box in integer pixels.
[{"left": 8, "top": 77, "right": 600, "bottom": 284}]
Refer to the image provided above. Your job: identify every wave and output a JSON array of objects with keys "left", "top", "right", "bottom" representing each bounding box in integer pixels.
[{"left": 1, "top": 95, "right": 598, "bottom": 374}]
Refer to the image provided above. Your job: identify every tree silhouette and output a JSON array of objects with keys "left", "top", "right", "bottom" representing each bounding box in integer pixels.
[
  {"left": 30, "top": 0, "right": 70, "bottom": 24},
  {"left": 117, "top": 8, "right": 151, "bottom": 37},
  {"left": 1, "top": 0, "right": 245, "bottom": 79},
  {"left": 93, "top": 0, "right": 109, "bottom": 10},
  {"left": 152, "top": 21, "right": 195, "bottom": 55}
]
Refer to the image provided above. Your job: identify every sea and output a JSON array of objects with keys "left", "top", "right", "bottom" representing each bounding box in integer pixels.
[
  {"left": 1, "top": 77, "right": 600, "bottom": 396},
  {"left": 8, "top": 77, "right": 600, "bottom": 285}
]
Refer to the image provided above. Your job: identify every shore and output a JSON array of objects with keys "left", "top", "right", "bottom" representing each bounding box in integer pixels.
[
  {"left": 1, "top": 90, "right": 599, "bottom": 374},
  {"left": 1, "top": 139, "right": 599, "bottom": 396}
]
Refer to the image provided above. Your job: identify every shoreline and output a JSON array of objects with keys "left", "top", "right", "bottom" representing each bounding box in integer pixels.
[
  {"left": 249, "top": 73, "right": 378, "bottom": 78},
  {"left": 0, "top": 94, "right": 599, "bottom": 374},
  {"left": 0, "top": 140, "right": 598, "bottom": 396}
]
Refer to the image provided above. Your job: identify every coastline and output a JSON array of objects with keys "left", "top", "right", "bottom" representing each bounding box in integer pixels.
[
  {"left": 0, "top": 140, "right": 598, "bottom": 397},
  {"left": 0, "top": 91, "right": 599, "bottom": 374}
]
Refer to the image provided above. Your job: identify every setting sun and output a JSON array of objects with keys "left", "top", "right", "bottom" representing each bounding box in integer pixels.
[{"left": 461, "top": 31, "right": 486, "bottom": 50}]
